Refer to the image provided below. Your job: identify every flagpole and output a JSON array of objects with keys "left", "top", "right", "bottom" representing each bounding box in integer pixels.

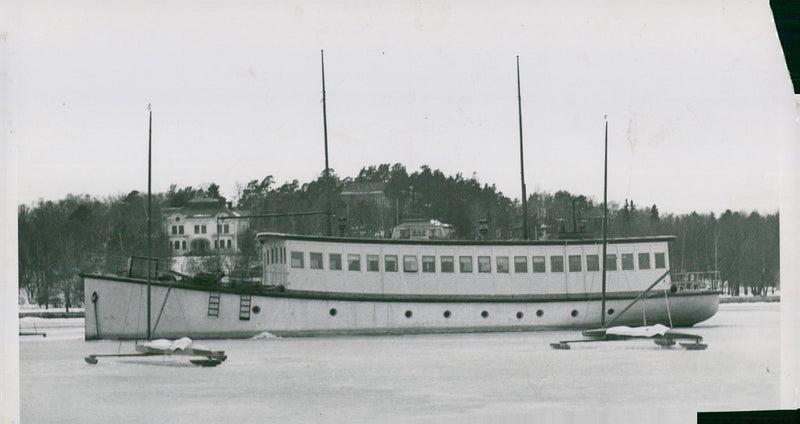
[
  {"left": 517, "top": 56, "right": 528, "bottom": 240},
  {"left": 146, "top": 104, "right": 152, "bottom": 340},
  {"left": 601, "top": 116, "right": 608, "bottom": 328}
]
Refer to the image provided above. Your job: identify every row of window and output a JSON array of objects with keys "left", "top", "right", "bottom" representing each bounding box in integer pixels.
[
  {"left": 172, "top": 224, "right": 232, "bottom": 235},
  {"left": 215, "top": 239, "right": 233, "bottom": 249},
  {"left": 288, "top": 251, "right": 666, "bottom": 273},
  {"left": 171, "top": 239, "right": 235, "bottom": 250}
]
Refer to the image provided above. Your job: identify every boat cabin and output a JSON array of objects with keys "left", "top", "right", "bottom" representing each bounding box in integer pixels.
[{"left": 256, "top": 233, "right": 673, "bottom": 297}]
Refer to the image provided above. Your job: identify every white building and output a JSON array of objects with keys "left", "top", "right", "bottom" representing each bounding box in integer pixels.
[{"left": 163, "top": 197, "right": 247, "bottom": 257}]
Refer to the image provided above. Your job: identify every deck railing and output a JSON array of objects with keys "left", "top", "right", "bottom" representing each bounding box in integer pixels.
[{"left": 670, "top": 271, "right": 721, "bottom": 291}]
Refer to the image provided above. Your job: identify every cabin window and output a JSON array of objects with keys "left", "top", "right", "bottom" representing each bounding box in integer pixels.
[
  {"left": 496, "top": 256, "right": 509, "bottom": 273},
  {"left": 403, "top": 255, "right": 418, "bottom": 272},
  {"left": 638, "top": 253, "right": 651, "bottom": 269},
  {"left": 621, "top": 254, "right": 634, "bottom": 270},
  {"left": 459, "top": 256, "right": 473, "bottom": 273},
  {"left": 532, "top": 256, "right": 546, "bottom": 273},
  {"left": 291, "top": 251, "right": 304, "bottom": 268},
  {"left": 385, "top": 255, "right": 398, "bottom": 272},
  {"left": 282, "top": 248, "right": 286, "bottom": 264},
  {"left": 605, "top": 254, "right": 617, "bottom": 271},
  {"left": 551, "top": 256, "right": 564, "bottom": 273},
  {"left": 655, "top": 252, "right": 666, "bottom": 269},
  {"left": 422, "top": 256, "right": 435, "bottom": 273},
  {"left": 514, "top": 256, "right": 528, "bottom": 273},
  {"left": 568, "top": 255, "right": 582, "bottom": 272},
  {"left": 367, "top": 255, "right": 379, "bottom": 272},
  {"left": 441, "top": 256, "right": 454, "bottom": 273},
  {"left": 348, "top": 254, "right": 361, "bottom": 271},
  {"left": 329, "top": 253, "right": 342, "bottom": 270},
  {"left": 310, "top": 252, "right": 323, "bottom": 270},
  {"left": 478, "top": 256, "right": 491, "bottom": 273}
]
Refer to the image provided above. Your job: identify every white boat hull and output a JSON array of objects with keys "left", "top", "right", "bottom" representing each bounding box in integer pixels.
[{"left": 83, "top": 275, "right": 720, "bottom": 339}]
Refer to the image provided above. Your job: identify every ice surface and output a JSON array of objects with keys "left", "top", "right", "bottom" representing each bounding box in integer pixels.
[{"left": 20, "top": 303, "right": 780, "bottom": 423}]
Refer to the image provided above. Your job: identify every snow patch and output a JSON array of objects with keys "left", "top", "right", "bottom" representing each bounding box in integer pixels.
[{"left": 249, "top": 332, "right": 279, "bottom": 340}]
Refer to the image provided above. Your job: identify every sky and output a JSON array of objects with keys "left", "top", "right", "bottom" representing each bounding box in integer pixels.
[{"left": 4, "top": 0, "right": 797, "bottom": 217}]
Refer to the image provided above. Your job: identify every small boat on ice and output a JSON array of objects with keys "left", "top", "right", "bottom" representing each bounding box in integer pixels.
[
  {"left": 84, "top": 337, "right": 227, "bottom": 366},
  {"left": 550, "top": 324, "right": 708, "bottom": 350}
]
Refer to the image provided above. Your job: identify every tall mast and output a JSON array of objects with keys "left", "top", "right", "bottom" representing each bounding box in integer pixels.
[
  {"left": 601, "top": 116, "right": 608, "bottom": 327},
  {"left": 321, "top": 50, "right": 332, "bottom": 236},
  {"left": 146, "top": 105, "right": 152, "bottom": 340},
  {"left": 517, "top": 56, "right": 528, "bottom": 240}
]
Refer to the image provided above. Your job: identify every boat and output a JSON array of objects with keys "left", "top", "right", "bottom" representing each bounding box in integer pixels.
[
  {"left": 81, "top": 56, "right": 720, "bottom": 340},
  {"left": 82, "top": 227, "right": 720, "bottom": 338}
]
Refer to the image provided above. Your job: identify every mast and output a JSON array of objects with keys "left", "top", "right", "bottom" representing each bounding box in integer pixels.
[
  {"left": 516, "top": 56, "right": 528, "bottom": 240},
  {"left": 146, "top": 105, "right": 152, "bottom": 340},
  {"left": 601, "top": 116, "right": 608, "bottom": 327},
  {"left": 321, "top": 50, "right": 332, "bottom": 236}
]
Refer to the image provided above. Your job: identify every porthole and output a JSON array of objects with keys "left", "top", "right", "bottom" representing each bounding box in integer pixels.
[
  {"left": 536, "top": 309, "right": 544, "bottom": 317},
  {"left": 571, "top": 310, "right": 579, "bottom": 317},
  {"left": 443, "top": 310, "right": 451, "bottom": 318},
  {"left": 481, "top": 310, "right": 489, "bottom": 318},
  {"left": 329, "top": 308, "right": 337, "bottom": 316},
  {"left": 252, "top": 305, "right": 261, "bottom": 314},
  {"left": 608, "top": 308, "right": 615, "bottom": 315},
  {"left": 516, "top": 311, "right": 524, "bottom": 319},
  {"left": 405, "top": 310, "right": 413, "bottom": 318}
]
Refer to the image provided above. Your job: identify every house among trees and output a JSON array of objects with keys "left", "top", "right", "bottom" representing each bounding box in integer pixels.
[
  {"left": 340, "top": 181, "right": 396, "bottom": 237},
  {"left": 162, "top": 197, "right": 248, "bottom": 257}
]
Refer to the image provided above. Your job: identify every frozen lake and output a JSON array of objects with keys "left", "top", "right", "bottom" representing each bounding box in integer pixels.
[{"left": 20, "top": 303, "right": 780, "bottom": 423}]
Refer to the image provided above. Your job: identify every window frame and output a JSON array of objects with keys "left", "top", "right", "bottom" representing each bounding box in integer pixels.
[
  {"left": 568, "top": 255, "right": 582, "bottom": 272},
  {"left": 403, "top": 255, "right": 419, "bottom": 273},
  {"left": 347, "top": 254, "right": 361, "bottom": 271},
  {"left": 532, "top": 256, "right": 546, "bottom": 273},
  {"left": 478, "top": 256, "right": 491, "bottom": 273},
  {"left": 441, "top": 256, "right": 454, "bottom": 273},
  {"left": 367, "top": 254, "right": 380, "bottom": 272},
  {"left": 514, "top": 256, "right": 528, "bottom": 273},
  {"left": 621, "top": 253, "right": 634, "bottom": 270},
  {"left": 586, "top": 254, "right": 599, "bottom": 271},
  {"left": 459, "top": 256, "right": 473, "bottom": 273},
  {"left": 605, "top": 254, "right": 618, "bottom": 271},
  {"left": 496, "top": 256, "right": 509, "bottom": 273},
  {"left": 422, "top": 256, "right": 436, "bottom": 273},
  {"left": 309, "top": 252, "right": 323, "bottom": 270},
  {"left": 329, "top": 253, "right": 342, "bottom": 270},
  {"left": 550, "top": 255, "right": 564, "bottom": 273},
  {"left": 638, "top": 252, "right": 651, "bottom": 269},
  {"left": 290, "top": 251, "right": 304, "bottom": 268},
  {"left": 385, "top": 255, "right": 398, "bottom": 272}
]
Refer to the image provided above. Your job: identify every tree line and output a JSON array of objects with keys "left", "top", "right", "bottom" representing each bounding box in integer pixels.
[{"left": 18, "top": 164, "right": 779, "bottom": 308}]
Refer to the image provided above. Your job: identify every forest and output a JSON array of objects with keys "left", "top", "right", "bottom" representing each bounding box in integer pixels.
[{"left": 18, "top": 163, "right": 779, "bottom": 309}]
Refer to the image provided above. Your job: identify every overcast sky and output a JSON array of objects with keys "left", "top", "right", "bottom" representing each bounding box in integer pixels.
[{"left": 5, "top": 0, "right": 797, "bottom": 215}]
